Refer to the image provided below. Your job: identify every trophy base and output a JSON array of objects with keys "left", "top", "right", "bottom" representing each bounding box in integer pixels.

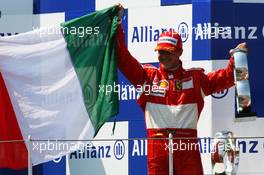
[
  {"left": 236, "top": 112, "right": 256, "bottom": 118},
  {"left": 215, "top": 173, "right": 226, "bottom": 175},
  {"left": 235, "top": 112, "right": 256, "bottom": 122}
]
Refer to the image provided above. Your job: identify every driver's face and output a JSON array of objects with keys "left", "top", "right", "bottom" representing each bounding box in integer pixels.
[{"left": 158, "top": 49, "right": 182, "bottom": 70}]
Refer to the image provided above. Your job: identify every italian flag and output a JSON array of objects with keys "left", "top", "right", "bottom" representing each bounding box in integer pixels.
[{"left": 0, "top": 6, "right": 119, "bottom": 169}]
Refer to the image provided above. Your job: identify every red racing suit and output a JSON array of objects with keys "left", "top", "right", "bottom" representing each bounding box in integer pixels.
[{"left": 116, "top": 25, "right": 234, "bottom": 175}]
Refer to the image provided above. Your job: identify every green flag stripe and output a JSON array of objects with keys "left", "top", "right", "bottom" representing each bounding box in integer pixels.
[{"left": 61, "top": 6, "right": 119, "bottom": 136}]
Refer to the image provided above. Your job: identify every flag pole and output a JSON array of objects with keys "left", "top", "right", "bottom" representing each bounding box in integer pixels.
[
  {"left": 27, "top": 135, "right": 33, "bottom": 175},
  {"left": 169, "top": 133, "right": 174, "bottom": 175}
]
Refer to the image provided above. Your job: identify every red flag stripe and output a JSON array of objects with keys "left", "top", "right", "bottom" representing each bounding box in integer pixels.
[{"left": 0, "top": 73, "right": 28, "bottom": 169}]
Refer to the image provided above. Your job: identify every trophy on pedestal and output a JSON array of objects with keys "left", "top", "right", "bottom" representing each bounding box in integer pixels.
[{"left": 233, "top": 48, "right": 256, "bottom": 119}]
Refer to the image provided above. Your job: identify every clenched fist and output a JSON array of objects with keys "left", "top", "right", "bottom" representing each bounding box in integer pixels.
[{"left": 229, "top": 42, "right": 248, "bottom": 57}]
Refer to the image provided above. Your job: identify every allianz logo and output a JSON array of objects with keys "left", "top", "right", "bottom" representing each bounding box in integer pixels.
[
  {"left": 131, "top": 22, "right": 189, "bottom": 43},
  {"left": 69, "top": 140, "right": 125, "bottom": 160},
  {"left": 194, "top": 22, "right": 259, "bottom": 40},
  {"left": 199, "top": 138, "right": 262, "bottom": 154},
  {"left": 211, "top": 89, "right": 228, "bottom": 99},
  {"left": 118, "top": 84, "right": 139, "bottom": 101},
  {"left": 116, "top": 82, "right": 140, "bottom": 101},
  {"left": 53, "top": 139, "right": 147, "bottom": 163},
  {"left": 131, "top": 139, "right": 147, "bottom": 157}
]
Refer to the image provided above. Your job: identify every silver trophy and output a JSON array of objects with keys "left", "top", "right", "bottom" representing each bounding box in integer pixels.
[
  {"left": 211, "top": 131, "right": 240, "bottom": 175},
  {"left": 233, "top": 49, "right": 256, "bottom": 119}
]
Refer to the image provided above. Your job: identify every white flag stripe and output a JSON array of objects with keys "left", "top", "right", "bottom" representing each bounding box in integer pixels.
[{"left": 0, "top": 27, "right": 94, "bottom": 165}]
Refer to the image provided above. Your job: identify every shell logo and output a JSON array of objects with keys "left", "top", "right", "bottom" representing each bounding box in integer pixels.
[{"left": 159, "top": 80, "right": 169, "bottom": 89}]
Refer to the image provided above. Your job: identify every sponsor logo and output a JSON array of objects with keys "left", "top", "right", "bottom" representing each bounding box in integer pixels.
[
  {"left": 173, "top": 77, "right": 193, "bottom": 91},
  {"left": 199, "top": 138, "right": 263, "bottom": 154},
  {"left": 159, "top": 80, "right": 169, "bottom": 89},
  {"left": 131, "top": 23, "right": 189, "bottom": 43},
  {"left": 149, "top": 80, "right": 167, "bottom": 97},
  {"left": 131, "top": 22, "right": 264, "bottom": 42},
  {"left": 53, "top": 157, "right": 63, "bottom": 163},
  {"left": 69, "top": 141, "right": 125, "bottom": 160},
  {"left": 117, "top": 82, "right": 139, "bottom": 101},
  {"left": 193, "top": 22, "right": 262, "bottom": 40},
  {"left": 211, "top": 89, "right": 228, "bottom": 99},
  {"left": 113, "top": 140, "right": 125, "bottom": 160},
  {"left": 69, "top": 144, "right": 111, "bottom": 160},
  {"left": 238, "top": 140, "right": 259, "bottom": 153},
  {"left": 174, "top": 80, "right": 182, "bottom": 91},
  {"left": 131, "top": 26, "right": 165, "bottom": 43},
  {"left": 131, "top": 139, "right": 147, "bottom": 157},
  {"left": 178, "top": 22, "right": 189, "bottom": 42},
  {"left": 129, "top": 22, "right": 264, "bottom": 41}
]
